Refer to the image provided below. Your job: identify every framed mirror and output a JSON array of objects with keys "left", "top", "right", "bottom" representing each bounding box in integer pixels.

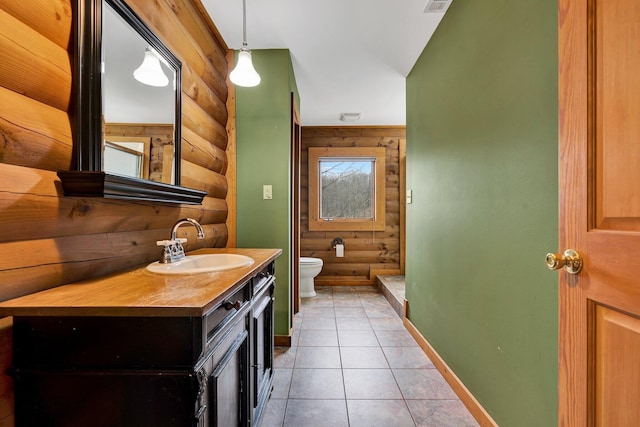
[{"left": 57, "top": 0, "right": 206, "bottom": 204}]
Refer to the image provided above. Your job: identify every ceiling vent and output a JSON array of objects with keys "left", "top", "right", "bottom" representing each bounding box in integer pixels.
[
  {"left": 423, "top": 0, "right": 452, "bottom": 13},
  {"left": 339, "top": 113, "right": 361, "bottom": 123}
]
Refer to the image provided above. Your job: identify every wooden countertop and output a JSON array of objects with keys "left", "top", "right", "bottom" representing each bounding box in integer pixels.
[{"left": 0, "top": 248, "right": 282, "bottom": 318}]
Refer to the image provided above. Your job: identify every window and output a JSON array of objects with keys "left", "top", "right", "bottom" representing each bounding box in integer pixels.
[{"left": 308, "top": 147, "right": 386, "bottom": 231}]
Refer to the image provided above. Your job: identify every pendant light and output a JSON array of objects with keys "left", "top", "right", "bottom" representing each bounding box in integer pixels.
[
  {"left": 230, "top": 0, "right": 261, "bottom": 87},
  {"left": 133, "top": 47, "right": 169, "bottom": 87}
]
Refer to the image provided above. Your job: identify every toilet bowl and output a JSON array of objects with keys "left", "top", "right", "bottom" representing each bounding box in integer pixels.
[{"left": 299, "top": 257, "right": 323, "bottom": 298}]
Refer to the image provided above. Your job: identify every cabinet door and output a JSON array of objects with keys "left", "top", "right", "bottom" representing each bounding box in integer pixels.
[
  {"left": 209, "top": 330, "right": 249, "bottom": 427},
  {"left": 252, "top": 283, "right": 274, "bottom": 423}
]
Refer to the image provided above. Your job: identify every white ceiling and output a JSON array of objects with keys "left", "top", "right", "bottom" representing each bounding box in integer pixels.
[{"left": 203, "top": 0, "right": 450, "bottom": 126}]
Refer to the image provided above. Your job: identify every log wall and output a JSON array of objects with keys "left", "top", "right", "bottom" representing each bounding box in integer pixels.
[
  {"left": 301, "top": 127, "right": 406, "bottom": 286},
  {"left": 0, "top": 0, "right": 232, "bottom": 423}
]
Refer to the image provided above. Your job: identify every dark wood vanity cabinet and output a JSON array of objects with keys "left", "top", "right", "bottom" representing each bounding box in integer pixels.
[
  {"left": 251, "top": 273, "right": 275, "bottom": 424},
  {"left": 9, "top": 262, "right": 276, "bottom": 427}
]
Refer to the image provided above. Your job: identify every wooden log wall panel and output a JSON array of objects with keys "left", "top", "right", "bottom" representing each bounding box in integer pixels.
[
  {"left": 0, "top": 10, "right": 71, "bottom": 112},
  {"left": 301, "top": 126, "right": 406, "bottom": 285},
  {"left": 0, "top": 224, "right": 227, "bottom": 302},
  {"left": 182, "top": 126, "right": 227, "bottom": 173},
  {"left": 0, "top": 163, "right": 228, "bottom": 242},
  {"left": 302, "top": 238, "right": 400, "bottom": 252},
  {"left": 182, "top": 65, "right": 228, "bottom": 126},
  {"left": 163, "top": 0, "right": 229, "bottom": 78},
  {"left": 0, "top": 0, "right": 71, "bottom": 50},
  {"left": 303, "top": 136, "right": 402, "bottom": 149},
  {"left": 0, "top": 86, "right": 72, "bottom": 170},
  {"left": 181, "top": 160, "right": 227, "bottom": 199},
  {"left": 183, "top": 95, "right": 228, "bottom": 148},
  {"left": 224, "top": 49, "right": 237, "bottom": 247},
  {"left": 303, "top": 127, "right": 407, "bottom": 138}
]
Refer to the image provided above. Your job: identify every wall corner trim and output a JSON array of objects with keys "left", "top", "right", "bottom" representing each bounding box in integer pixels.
[{"left": 403, "top": 315, "right": 498, "bottom": 427}]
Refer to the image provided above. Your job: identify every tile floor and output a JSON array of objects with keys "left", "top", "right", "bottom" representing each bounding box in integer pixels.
[{"left": 259, "top": 286, "right": 479, "bottom": 427}]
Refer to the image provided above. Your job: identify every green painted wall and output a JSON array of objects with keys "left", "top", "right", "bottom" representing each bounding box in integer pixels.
[
  {"left": 236, "top": 49, "right": 299, "bottom": 335},
  {"left": 405, "top": 1, "right": 558, "bottom": 426}
]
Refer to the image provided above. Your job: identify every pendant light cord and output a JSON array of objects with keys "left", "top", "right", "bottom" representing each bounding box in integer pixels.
[{"left": 242, "top": 0, "right": 248, "bottom": 48}]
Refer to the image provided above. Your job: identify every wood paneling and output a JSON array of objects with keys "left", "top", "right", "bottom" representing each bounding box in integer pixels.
[
  {"left": 0, "top": 0, "right": 72, "bottom": 49},
  {"left": 0, "top": 86, "right": 72, "bottom": 171},
  {"left": 0, "top": 9, "right": 71, "bottom": 112},
  {"left": 301, "top": 127, "right": 405, "bottom": 285},
  {"left": 225, "top": 49, "right": 237, "bottom": 248},
  {"left": 0, "top": 0, "right": 233, "bottom": 423}
]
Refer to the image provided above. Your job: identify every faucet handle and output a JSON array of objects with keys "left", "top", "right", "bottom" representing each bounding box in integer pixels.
[{"left": 156, "top": 238, "right": 187, "bottom": 247}]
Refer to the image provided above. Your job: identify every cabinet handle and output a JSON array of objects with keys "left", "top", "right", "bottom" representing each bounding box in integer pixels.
[{"left": 222, "top": 301, "right": 241, "bottom": 311}]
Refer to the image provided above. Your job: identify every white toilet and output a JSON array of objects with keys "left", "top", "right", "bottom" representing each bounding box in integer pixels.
[{"left": 299, "top": 257, "right": 323, "bottom": 298}]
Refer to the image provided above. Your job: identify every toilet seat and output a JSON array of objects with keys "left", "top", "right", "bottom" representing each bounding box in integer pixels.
[{"left": 300, "top": 257, "right": 323, "bottom": 266}]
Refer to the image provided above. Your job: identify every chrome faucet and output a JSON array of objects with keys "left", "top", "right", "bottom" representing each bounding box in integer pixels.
[
  {"left": 171, "top": 218, "right": 205, "bottom": 240},
  {"left": 157, "top": 218, "right": 205, "bottom": 263}
]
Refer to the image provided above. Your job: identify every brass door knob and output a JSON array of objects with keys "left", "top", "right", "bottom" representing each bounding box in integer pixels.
[{"left": 546, "top": 249, "right": 583, "bottom": 275}]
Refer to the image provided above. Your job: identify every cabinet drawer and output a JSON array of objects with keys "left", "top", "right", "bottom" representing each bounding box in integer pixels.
[
  {"left": 12, "top": 316, "right": 202, "bottom": 369},
  {"left": 252, "top": 265, "right": 275, "bottom": 295},
  {"left": 205, "top": 282, "right": 250, "bottom": 344}
]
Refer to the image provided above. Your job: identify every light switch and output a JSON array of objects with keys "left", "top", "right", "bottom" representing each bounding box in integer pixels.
[
  {"left": 406, "top": 189, "right": 412, "bottom": 204},
  {"left": 263, "top": 185, "right": 273, "bottom": 200}
]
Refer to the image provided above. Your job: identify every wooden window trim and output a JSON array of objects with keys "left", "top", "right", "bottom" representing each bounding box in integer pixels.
[
  {"left": 308, "top": 147, "right": 386, "bottom": 231},
  {"left": 103, "top": 136, "right": 152, "bottom": 180}
]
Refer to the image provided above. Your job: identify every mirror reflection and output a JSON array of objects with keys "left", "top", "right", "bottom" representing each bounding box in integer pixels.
[{"left": 102, "top": 2, "right": 176, "bottom": 184}]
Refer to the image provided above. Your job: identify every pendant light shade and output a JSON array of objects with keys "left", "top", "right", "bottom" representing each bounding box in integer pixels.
[
  {"left": 230, "top": 48, "right": 261, "bottom": 87},
  {"left": 230, "top": 0, "right": 260, "bottom": 87},
  {"left": 134, "top": 48, "right": 169, "bottom": 87}
]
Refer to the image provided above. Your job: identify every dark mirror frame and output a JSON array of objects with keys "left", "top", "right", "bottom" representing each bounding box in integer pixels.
[{"left": 57, "top": 0, "right": 206, "bottom": 205}]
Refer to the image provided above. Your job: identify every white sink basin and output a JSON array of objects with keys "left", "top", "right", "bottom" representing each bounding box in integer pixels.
[{"left": 146, "top": 254, "right": 254, "bottom": 275}]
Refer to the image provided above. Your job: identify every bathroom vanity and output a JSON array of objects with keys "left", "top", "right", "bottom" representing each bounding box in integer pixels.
[{"left": 0, "top": 248, "right": 281, "bottom": 426}]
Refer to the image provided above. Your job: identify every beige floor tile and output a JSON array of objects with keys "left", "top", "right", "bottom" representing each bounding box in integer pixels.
[
  {"left": 294, "top": 346, "right": 341, "bottom": 368},
  {"left": 298, "top": 330, "right": 339, "bottom": 347},
  {"left": 347, "top": 400, "right": 416, "bottom": 427},
  {"left": 382, "top": 347, "right": 434, "bottom": 369},
  {"left": 341, "top": 346, "right": 389, "bottom": 369},
  {"left": 271, "top": 369, "right": 293, "bottom": 399},
  {"left": 343, "top": 368, "right": 403, "bottom": 399},
  {"left": 336, "top": 317, "right": 372, "bottom": 331},
  {"left": 406, "top": 400, "right": 479, "bottom": 427},
  {"left": 393, "top": 369, "right": 458, "bottom": 400},
  {"left": 288, "top": 368, "right": 345, "bottom": 399},
  {"left": 283, "top": 399, "right": 348, "bottom": 427},
  {"left": 300, "top": 317, "right": 336, "bottom": 331},
  {"left": 304, "top": 307, "right": 336, "bottom": 317},
  {"left": 375, "top": 329, "right": 419, "bottom": 347},
  {"left": 274, "top": 346, "right": 296, "bottom": 369},
  {"left": 338, "top": 330, "right": 379, "bottom": 347},
  {"left": 369, "top": 316, "right": 405, "bottom": 331},
  {"left": 334, "top": 306, "right": 367, "bottom": 317},
  {"left": 258, "top": 398, "right": 286, "bottom": 427}
]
